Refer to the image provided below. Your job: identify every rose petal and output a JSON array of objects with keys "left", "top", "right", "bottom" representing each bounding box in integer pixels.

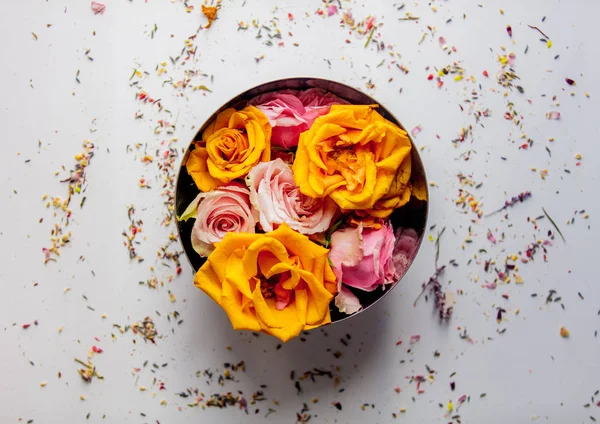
[
  {"left": 546, "top": 111, "right": 560, "bottom": 120},
  {"left": 508, "top": 52, "right": 516, "bottom": 66},
  {"left": 91, "top": 1, "right": 106, "bottom": 15},
  {"left": 327, "top": 5, "right": 338, "bottom": 16},
  {"left": 328, "top": 225, "right": 364, "bottom": 283},
  {"left": 487, "top": 230, "right": 497, "bottom": 244},
  {"left": 274, "top": 281, "right": 292, "bottom": 311},
  {"left": 334, "top": 286, "right": 362, "bottom": 315},
  {"left": 411, "top": 125, "right": 422, "bottom": 137},
  {"left": 191, "top": 233, "right": 216, "bottom": 257}
]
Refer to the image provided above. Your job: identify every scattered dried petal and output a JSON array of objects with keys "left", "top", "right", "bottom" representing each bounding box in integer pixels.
[{"left": 91, "top": 2, "right": 106, "bottom": 15}]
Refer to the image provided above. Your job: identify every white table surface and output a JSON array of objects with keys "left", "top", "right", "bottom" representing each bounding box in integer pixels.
[{"left": 2, "top": 0, "right": 599, "bottom": 423}]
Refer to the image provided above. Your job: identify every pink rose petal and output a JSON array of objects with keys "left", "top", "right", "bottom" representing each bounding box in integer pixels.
[
  {"left": 91, "top": 1, "right": 106, "bottom": 15},
  {"left": 410, "top": 334, "right": 421, "bottom": 344},
  {"left": 274, "top": 281, "right": 292, "bottom": 311},
  {"left": 487, "top": 230, "right": 497, "bottom": 244},
  {"left": 329, "top": 226, "right": 364, "bottom": 283},
  {"left": 546, "top": 111, "right": 560, "bottom": 120},
  {"left": 334, "top": 286, "right": 362, "bottom": 315},
  {"left": 411, "top": 125, "right": 422, "bottom": 137},
  {"left": 327, "top": 5, "right": 338, "bottom": 16}
]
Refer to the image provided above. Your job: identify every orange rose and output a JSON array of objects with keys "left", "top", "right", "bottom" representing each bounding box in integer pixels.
[
  {"left": 186, "top": 106, "right": 271, "bottom": 192},
  {"left": 292, "top": 104, "right": 412, "bottom": 218},
  {"left": 195, "top": 223, "right": 337, "bottom": 342}
]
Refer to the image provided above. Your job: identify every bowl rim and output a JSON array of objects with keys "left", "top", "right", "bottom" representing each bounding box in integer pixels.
[{"left": 174, "top": 76, "right": 429, "bottom": 324}]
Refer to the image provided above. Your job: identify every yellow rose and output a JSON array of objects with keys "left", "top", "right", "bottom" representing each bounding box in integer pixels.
[
  {"left": 186, "top": 106, "right": 271, "bottom": 192},
  {"left": 365, "top": 154, "right": 412, "bottom": 218},
  {"left": 195, "top": 223, "right": 337, "bottom": 342},
  {"left": 292, "top": 104, "right": 412, "bottom": 218}
]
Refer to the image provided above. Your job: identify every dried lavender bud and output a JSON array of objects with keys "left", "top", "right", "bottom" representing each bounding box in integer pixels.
[{"left": 486, "top": 191, "right": 532, "bottom": 217}]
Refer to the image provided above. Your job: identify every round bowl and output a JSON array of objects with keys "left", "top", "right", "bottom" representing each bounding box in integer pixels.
[{"left": 175, "top": 77, "right": 429, "bottom": 323}]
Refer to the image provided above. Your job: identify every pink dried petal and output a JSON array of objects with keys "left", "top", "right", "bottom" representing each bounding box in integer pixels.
[
  {"left": 485, "top": 281, "right": 497, "bottom": 290},
  {"left": 487, "top": 230, "right": 497, "bottom": 244},
  {"left": 91, "top": 1, "right": 106, "bottom": 15},
  {"left": 411, "top": 125, "right": 422, "bottom": 137},
  {"left": 365, "top": 16, "right": 375, "bottom": 30},
  {"left": 546, "top": 111, "right": 560, "bottom": 120},
  {"left": 508, "top": 52, "right": 516, "bottom": 65},
  {"left": 438, "top": 36, "right": 447, "bottom": 48},
  {"left": 457, "top": 394, "right": 467, "bottom": 404},
  {"left": 410, "top": 335, "right": 421, "bottom": 344},
  {"left": 327, "top": 5, "right": 338, "bottom": 16}
]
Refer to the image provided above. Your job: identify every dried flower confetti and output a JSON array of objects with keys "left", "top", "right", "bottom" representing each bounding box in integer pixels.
[{"left": 90, "top": 1, "right": 105, "bottom": 15}]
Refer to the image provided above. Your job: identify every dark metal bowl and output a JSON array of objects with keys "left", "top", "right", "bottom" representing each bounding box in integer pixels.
[{"left": 175, "top": 77, "right": 429, "bottom": 323}]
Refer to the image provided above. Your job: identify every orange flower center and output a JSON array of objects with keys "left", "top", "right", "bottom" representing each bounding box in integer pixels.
[
  {"left": 332, "top": 148, "right": 367, "bottom": 192},
  {"left": 216, "top": 130, "right": 248, "bottom": 162}
]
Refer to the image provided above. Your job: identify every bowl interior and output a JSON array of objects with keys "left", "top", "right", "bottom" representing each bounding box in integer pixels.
[{"left": 175, "top": 78, "right": 428, "bottom": 323}]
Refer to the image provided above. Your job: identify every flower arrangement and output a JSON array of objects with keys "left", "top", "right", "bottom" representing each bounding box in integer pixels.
[{"left": 179, "top": 87, "right": 424, "bottom": 342}]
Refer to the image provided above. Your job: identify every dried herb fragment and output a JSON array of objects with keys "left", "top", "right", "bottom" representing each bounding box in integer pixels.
[{"left": 542, "top": 207, "right": 566, "bottom": 242}]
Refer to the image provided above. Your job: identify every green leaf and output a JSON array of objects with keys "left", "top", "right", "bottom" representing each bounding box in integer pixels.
[{"left": 177, "top": 193, "right": 202, "bottom": 222}]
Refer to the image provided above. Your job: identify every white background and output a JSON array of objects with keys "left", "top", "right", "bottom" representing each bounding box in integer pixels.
[{"left": 1, "top": 0, "right": 599, "bottom": 423}]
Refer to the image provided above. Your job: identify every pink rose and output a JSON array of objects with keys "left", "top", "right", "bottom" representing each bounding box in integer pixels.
[
  {"left": 178, "top": 182, "right": 258, "bottom": 257},
  {"left": 250, "top": 89, "right": 347, "bottom": 148},
  {"left": 329, "top": 222, "right": 398, "bottom": 314},
  {"left": 296, "top": 88, "right": 345, "bottom": 107},
  {"left": 393, "top": 228, "right": 419, "bottom": 278},
  {"left": 246, "top": 159, "right": 337, "bottom": 234}
]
